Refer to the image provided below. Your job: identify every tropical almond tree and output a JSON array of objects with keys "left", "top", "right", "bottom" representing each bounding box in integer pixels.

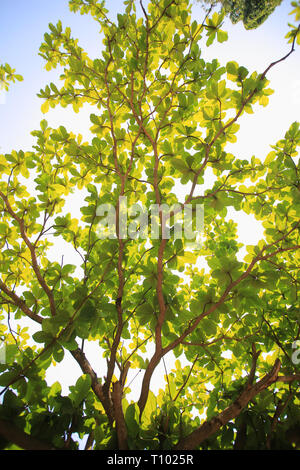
[{"left": 0, "top": 0, "right": 299, "bottom": 451}]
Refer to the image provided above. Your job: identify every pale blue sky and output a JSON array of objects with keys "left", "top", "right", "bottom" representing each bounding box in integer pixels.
[{"left": 0, "top": 1, "right": 132, "bottom": 150}]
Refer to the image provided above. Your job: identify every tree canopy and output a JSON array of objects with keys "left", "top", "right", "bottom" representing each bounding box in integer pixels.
[
  {"left": 196, "top": 0, "right": 283, "bottom": 29},
  {"left": 0, "top": 0, "right": 300, "bottom": 451}
]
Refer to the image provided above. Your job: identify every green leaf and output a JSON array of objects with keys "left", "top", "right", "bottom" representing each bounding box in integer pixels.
[
  {"left": 53, "top": 345, "right": 64, "bottom": 363},
  {"left": 41, "top": 100, "right": 49, "bottom": 114},
  {"left": 217, "top": 30, "right": 228, "bottom": 43},
  {"left": 125, "top": 403, "right": 140, "bottom": 438},
  {"left": 171, "top": 158, "right": 189, "bottom": 172},
  {"left": 69, "top": 374, "right": 92, "bottom": 407},
  {"left": 136, "top": 303, "right": 153, "bottom": 325},
  {"left": 143, "top": 390, "right": 157, "bottom": 423},
  {"left": 32, "top": 331, "right": 53, "bottom": 344},
  {"left": 0, "top": 370, "right": 17, "bottom": 387},
  {"left": 49, "top": 381, "right": 62, "bottom": 398}
]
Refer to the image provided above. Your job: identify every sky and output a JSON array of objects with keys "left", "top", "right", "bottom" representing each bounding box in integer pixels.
[{"left": 0, "top": 0, "right": 299, "bottom": 416}]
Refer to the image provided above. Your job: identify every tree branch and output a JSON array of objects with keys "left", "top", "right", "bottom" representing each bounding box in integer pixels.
[
  {"left": 0, "top": 190, "right": 56, "bottom": 317},
  {"left": 0, "top": 418, "right": 55, "bottom": 450},
  {"left": 0, "top": 280, "right": 43, "bottom": 324},
  {"left": 174, "top": 359, "right": 282, "bottom": 450},
  {"left": 112, "top": 381, "right": 128, "bottom": 450},
  {"left": 70, "top": 348, "right": 114, "bottom": 426}
]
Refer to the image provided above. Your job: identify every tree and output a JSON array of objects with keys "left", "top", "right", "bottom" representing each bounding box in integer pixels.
[
  {"left": 0, "top": 0, "right": 300, "bottom": 451},
  {"left": 196, "top": 0, "right": 283, "bottom": 29}
]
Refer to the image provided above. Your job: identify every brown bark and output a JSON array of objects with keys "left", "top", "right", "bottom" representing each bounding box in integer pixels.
[
  {"left": 233, "top": 418, "right": 247, "bottom": 450},
  {"left": 233, "top": 344, "right": 259, "bottom": 450},
  {"left": 0, "top": 419, "right": 54, "bottom": 450},
  {"left": 0, "top": 280, "right": 43, "bottom": 324},
  {"left": 112, "top": 381, "right": 128, "bottom": 450}
]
